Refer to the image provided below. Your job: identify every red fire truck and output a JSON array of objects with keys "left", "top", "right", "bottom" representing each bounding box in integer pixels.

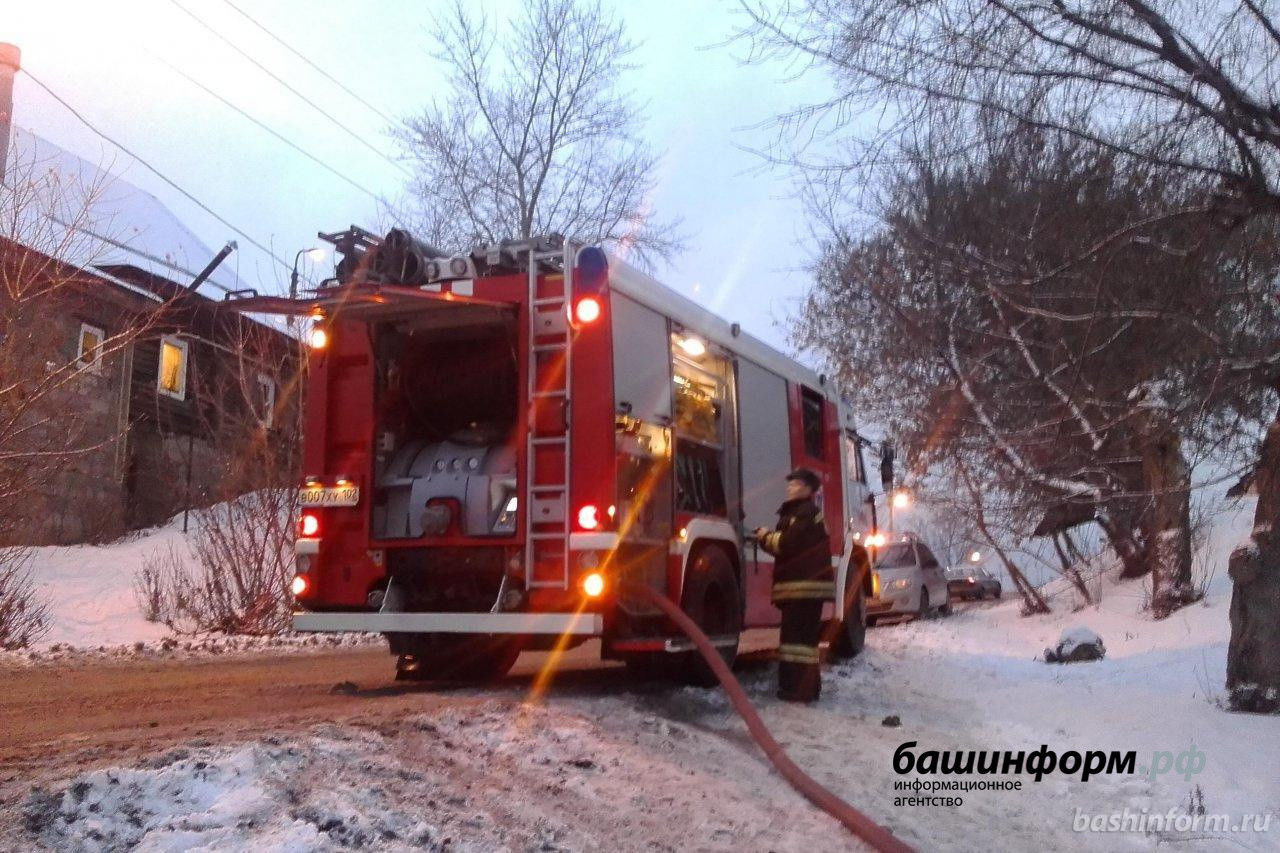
[{"left": 230, "top": 227, "right": 875, "bottom": 681}]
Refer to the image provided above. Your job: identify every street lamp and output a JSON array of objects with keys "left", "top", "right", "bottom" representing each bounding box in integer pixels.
[
  {"left": 289, "top": 246, "right": 326, "bottom": 299},
  {"left": 888, "top": 488, "right": 911, "bottom": 535}
]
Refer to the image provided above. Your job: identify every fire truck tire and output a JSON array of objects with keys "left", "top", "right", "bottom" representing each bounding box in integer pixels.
[
  {"left": 392, "top": 635, "right": 521, "bottom": 682},
  {"left": 831, "top": 581, "right": 867, "bottom": 660},
  {"left": 678, "top": 547, "right": 742, "bottom": 686}
]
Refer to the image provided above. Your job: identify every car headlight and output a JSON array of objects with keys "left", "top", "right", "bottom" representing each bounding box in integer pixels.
[{"left": 887, "top": 577, "right": 913, "bottom": 591}]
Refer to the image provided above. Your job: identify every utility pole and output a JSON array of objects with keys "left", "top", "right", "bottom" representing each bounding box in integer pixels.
[
  {"left": 0, "top": 43, "right": 20, "bottom": 186},
  {"left": 879, "top": 442, "right": 895, "bottom": 535}
]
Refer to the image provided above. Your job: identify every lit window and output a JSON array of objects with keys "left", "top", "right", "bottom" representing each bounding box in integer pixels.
[
  {"left": 77, "top": 323, "right": 105, "bottom": 371},
  {"left": 255, "top": 372, "right": 276, "bottom": 426},
  {"left": 157, "top": 336, "right": 188, "bottom": 400}
]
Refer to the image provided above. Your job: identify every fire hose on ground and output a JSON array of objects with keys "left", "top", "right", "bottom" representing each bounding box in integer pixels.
[{"left": 620, "top": 581, "right": 915, "bottom": 853}]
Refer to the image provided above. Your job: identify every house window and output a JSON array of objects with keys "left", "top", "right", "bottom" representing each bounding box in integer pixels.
[
  {"left": 800, "top": 386, "right": 825, "bottom": 459},
  {"left": 157, "top": 336, "right": 188, "bottom": 400},
  {"left": 255, "top": 372, "right": 276, "bottom": 426},
  {"left": 77, "top": 323, "right": 105, "bottom": 371}
]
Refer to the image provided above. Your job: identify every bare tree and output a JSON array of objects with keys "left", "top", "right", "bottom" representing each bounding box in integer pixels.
[
  {"left": 795, "top": 127, "right": 1280, "bottom": 618},
  {"left": 0, "top": 145, "right": 168, "bottom": 645},
  {"left": 394, "top": 0, "right": 681, "bottom": 266},
  {"left": 1, "top": 151, "right": 161, "bottom": 543},
  {"left": 739, "top": 1, "right": 1280, "bottom": 214},
  {"left": 0, "top": 549, "right": 48, "bottom": 649},
  {"left": 134, "top": 321, "right": 302, "bottom": 636},
  {"left": 743, "top": 0, "right": 1280, "bottom": 711}
]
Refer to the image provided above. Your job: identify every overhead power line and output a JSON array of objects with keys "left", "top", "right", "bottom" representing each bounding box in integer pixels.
[
  {"left": 21, "top": 67, "right": 291, "bottom": 275},
  {"left": 216, "top": 0, "right": 398, "bottom": 126},
  {"left": 150, "top": 53, "right": 411, "bottom": 232},
  {"left": 165, "top": 0, "right": 411, "bottom": 179},
  {"left": 151, "top": 53, "right": 387, "bottom": 205}
]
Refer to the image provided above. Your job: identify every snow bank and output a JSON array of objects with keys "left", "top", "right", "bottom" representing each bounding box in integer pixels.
[
  {"left": 836, "top": 490, "right": 1280, "bottom": 849},
  {"left": 25, "top": 703, "right": 846, "bottom": 852},
  {"left": 19, "top": 519, "right": 190, "bottom": 650},
  {"left": 12, "top": 510, "right": 376, "bottom": 659}
]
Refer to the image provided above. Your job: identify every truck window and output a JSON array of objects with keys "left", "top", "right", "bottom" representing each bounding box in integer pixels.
[
  {"left": 670, "top": 330, "right": 731, "bottom": 519},
  {"left": 675, "top": 438, "right": 727, "bottom": 516},
  {"left": 844, "top": 433, "right": 866, "bottom": 484},
  {"left": 616, "top": 417, "right": 673, "bottom": 541},
  {"left": 673, "top": 367, "right": 721, "bottom": 444},
  {"left": 801, "top": 387, "right": 825, "bottom": 459}
]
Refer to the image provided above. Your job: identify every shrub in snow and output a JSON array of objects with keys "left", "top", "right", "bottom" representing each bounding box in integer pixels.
[
  {"left": 0, "top": 548, "right": 49, "bottom": 649},
  {"left": 1044, "top": 625, "right": 1105, "bottom": 664},
  {"left": 132, "top": 491, "right": 296, "bottom": 636}
]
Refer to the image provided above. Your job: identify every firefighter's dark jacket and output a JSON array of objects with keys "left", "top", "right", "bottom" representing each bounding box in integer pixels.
[{"left": 760, "top": 497, "right": 835, "bottom": 603}]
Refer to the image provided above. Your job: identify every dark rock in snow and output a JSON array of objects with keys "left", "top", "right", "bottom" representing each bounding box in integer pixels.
[
  {"left": 881, "top": 715, "right": 901, "bottom": 728},
  {"left": 330, "top": 681, "right": 359, "bottom": 695},
  {"left": 1044, "top": 626, "right": 1105, "bottom": 664}
]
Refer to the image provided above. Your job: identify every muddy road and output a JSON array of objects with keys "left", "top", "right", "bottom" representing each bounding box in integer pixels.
[
  {"left": 0, "top": 634, "right": 778, "bottom": 796},
  {"left": 1, "top": 643, "right": 608, "bottom": 774}
]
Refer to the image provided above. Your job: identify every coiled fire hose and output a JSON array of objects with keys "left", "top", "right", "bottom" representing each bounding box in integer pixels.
[{"left": 620, "top": 581, "right": 914, "bottom": 853}]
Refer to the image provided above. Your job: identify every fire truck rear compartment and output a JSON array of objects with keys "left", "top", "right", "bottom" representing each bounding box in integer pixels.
[
  {"left": 369, "top": 311, "right": 521, "bottom": 612},
  {"left": 384, "top": 547, "right": 511, "bottom": 613}
]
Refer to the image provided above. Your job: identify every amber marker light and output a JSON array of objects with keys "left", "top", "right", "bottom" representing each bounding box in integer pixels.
[{"left": 581, "top": 572, "right": 606, "bottom": 598}]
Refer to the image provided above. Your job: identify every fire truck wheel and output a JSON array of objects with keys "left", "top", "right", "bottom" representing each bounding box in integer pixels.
[
  {"left": 678, "top": 547, "right": 742, "bottom": 687},
  {"left": 831, "top": 581, "right": 867, "bottom": 660},
  {"left": 393, "top": 635, "right": 521, "bottom": 682}
]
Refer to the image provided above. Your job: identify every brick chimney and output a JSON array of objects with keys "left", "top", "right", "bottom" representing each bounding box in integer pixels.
[{"left": 0, "top": 43, "right": 20, "bottom": 186}]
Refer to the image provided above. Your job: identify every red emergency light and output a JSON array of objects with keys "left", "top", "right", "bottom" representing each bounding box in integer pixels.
[
  {"left": 571, "top": 246, "right": 608, "bottom": 327},
  {"left": 577, "top": 504, "right": 601, "bottom": 530},
  {"left": 299, "top": 512, "right": 320, "bottom": 538}
]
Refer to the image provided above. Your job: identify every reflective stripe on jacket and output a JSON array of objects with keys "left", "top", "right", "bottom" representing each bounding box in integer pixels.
[{"left": 761, "top": 497, "right": 833, "bottom": 603}]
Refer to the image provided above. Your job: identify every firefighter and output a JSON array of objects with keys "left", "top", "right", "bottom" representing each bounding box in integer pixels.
[{"left": 755, "top": 468, "right": 834, "bottom": 702}]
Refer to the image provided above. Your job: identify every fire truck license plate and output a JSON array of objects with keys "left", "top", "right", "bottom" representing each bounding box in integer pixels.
[{"left": 298, "top": 485, "right": 360, "bottom": 507}]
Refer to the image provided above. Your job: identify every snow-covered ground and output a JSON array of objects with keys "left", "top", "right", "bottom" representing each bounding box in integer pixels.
[
  {"left": 9, "top": 512, "right": 377, "bottom": 662},
  {"left": 18, "top": 518, "right": 188, "bottom": 650},
  {"left": 15, "top": 490, "right": 1279, "bottom": 850}
]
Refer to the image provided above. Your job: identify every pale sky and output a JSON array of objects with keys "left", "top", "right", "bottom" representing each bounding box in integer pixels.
[{"left": 7, "top": 0, "right": 834, "bottom": 354}]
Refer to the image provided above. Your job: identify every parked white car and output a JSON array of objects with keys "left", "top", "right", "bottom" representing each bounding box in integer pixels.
[{"left": 866, "top": 535, "right": 951, "bottom": 623}]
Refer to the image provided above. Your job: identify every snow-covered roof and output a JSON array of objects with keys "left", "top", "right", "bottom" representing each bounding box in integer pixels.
[{"left": 2, "top": 127, "right": 247, "bottom": 296}]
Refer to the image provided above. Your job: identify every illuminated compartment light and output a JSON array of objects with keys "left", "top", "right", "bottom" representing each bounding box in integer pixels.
[{"left": 678, "top": 336, "right": 706, "bottom": 358}]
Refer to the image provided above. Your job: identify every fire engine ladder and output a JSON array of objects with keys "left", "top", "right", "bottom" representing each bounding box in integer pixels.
[{"left": 524, "top": 240, "right": 574, "bottom": 590}]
